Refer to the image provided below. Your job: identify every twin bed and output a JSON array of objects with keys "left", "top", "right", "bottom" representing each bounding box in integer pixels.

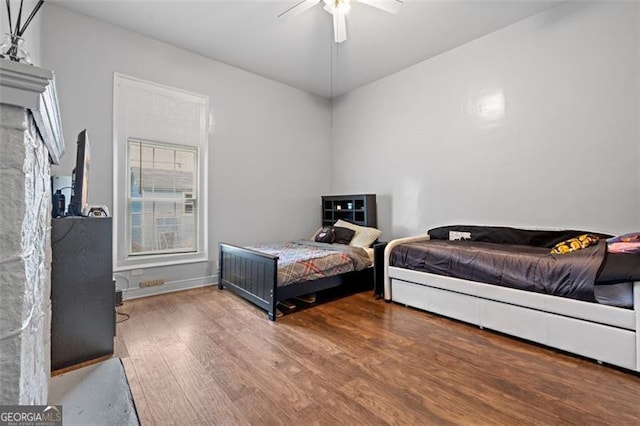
[
  {"left": 218, "top": 194, "right": 639, "bottom": 372},
  {"left": 218, "top": 240, "right": 376, "bottom": 320},
  {"left": 219, "top": 195, "right": 382, "bottom": 321},
  {"left": 384, "top": 226, "right": 640, "bottom": 372}
]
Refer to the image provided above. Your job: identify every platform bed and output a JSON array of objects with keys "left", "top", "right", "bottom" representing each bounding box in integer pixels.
[
  {"left": 384, "top": 236, "right": 640, "bottom": 372},
  {"left": 219, "top": 243, "right": 373, "bottom": 321}
]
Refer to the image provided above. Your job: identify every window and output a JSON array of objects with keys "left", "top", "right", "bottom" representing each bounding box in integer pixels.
[
  {"left": 128, "top": 139, "right": 198, "bottom": 256},
  {"left": 114, "top": 73, "right": 208, "bottom": 270}
]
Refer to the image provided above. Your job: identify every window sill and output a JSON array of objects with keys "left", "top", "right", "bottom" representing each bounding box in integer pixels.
[{"left": 114, "top": 252, "right": 209, "bottom": 272}]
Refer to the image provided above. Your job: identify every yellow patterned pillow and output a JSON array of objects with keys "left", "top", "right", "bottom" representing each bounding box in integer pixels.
[{"left": 550, "top": 234, "right": 599, "bottom": 255}]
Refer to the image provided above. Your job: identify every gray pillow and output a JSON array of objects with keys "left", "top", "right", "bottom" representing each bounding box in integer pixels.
[
  {"left": 333, "top": 226, "right": 356, "bottom": 245},
  {"left": 314, "top": 226, "right": 335, "bottom": 243}
]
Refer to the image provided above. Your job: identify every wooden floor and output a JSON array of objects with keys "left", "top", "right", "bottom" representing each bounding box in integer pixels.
[{"left": 115, "top": 286, "right": 640, "bottom": 425}]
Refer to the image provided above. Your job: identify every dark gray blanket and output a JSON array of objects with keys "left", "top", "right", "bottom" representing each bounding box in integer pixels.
[{"left": 391, "top": 239, "right": 608, "bottom": 302}]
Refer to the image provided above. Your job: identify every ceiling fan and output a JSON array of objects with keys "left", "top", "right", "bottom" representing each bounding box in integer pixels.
[{"left": 278, "top": 0, "right": 403, "bottom": 43}]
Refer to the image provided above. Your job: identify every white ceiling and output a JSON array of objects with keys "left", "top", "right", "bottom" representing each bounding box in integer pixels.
[{"left": 50, "top": 1, "right": 560, "bottom": 98}]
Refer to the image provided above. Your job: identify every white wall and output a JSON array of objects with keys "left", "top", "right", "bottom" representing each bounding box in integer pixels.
[
  {"left": 331, "top": 2, "right": 640, "bottom": 239},
  {"left": 41, "top": 4, "right": 331, "bottom": 293}
]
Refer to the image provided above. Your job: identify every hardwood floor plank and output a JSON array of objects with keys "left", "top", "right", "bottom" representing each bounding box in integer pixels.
[
  {"left": 119, "top": 357, "right": 152, "bottom": 425},
  {"left": 233, "top": 388, "right": 296, "bottom": 425},
  {"left": 124, "top": 322, "right": 202, "bottom": 424},
  {"left": 185, "top": 335, "right": 256, "bottom": 403},
  {"left": 115, "top": 288, "right": 640, "bottom": 425},
  {"left": 340, "top": 376, "right": 451, "bottom": 425},
  {"left": 159, "top": 342, "right": 250, "bottom": 425},
  {"left": 207, "top": 329, "right": 317, "bottom": 415}
]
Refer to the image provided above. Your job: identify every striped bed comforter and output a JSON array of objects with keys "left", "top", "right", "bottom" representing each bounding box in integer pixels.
[{"left": 247, "top": 240, "right": 372, "bottom": 286}]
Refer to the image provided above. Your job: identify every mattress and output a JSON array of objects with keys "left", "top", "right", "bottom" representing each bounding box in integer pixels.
[
  {"left": 594, "top": 282, "right": 633, "bottom": 308},
  {"left": 390, "top": 240, "right": 634, "bottom": 308}
]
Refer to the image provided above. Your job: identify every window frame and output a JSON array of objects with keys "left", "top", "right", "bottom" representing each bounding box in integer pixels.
[{"left": 113, "top": 73, "right": 209, "bottom": 271}]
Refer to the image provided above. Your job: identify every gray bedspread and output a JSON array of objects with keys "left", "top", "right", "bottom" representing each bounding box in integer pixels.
[{"left": 391, "top": 239, "right": 608, "bottom": 302}]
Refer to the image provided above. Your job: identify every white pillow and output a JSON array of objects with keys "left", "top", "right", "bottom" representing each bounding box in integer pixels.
[{"left": 334, "top": 219, "right": 381, "bottom": 248}]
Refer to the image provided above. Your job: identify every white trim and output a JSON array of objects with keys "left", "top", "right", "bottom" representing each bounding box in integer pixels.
[
  {"left": 123, "top": 275, "right": 216, "bottom": 300},
  {"left": 0, "top": 60, "right": 65, "bottom": 163},
  {"left": 113, "top": 254, "right": 209, "bottom": 272},
  {"left": 113, "top": 72, "right": 209, "bottom": 270},
  {"left": 113, "top": 72, "right": 209, "bottom": 101}
]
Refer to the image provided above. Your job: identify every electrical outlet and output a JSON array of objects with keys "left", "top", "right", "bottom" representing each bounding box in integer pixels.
[{"left": 139, "top": 279, "right": 165, "bottom": 287}]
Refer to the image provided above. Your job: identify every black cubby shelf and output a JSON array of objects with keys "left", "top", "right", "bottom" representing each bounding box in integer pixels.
[{"left": 321, "top": 194, "right": 377, "bottom": 228}]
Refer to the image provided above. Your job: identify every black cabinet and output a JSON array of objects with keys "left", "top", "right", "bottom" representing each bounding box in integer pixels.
[
  {"left": 51, "top": 217, "right": 114, "bottom": 372},
  {"left": 322, "top": 194, "right": 377, "bottom": 228}
]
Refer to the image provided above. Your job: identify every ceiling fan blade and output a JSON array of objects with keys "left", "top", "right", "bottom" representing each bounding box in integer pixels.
[
  {"left": 278, "top": 0, "right": 321, "bottom": 19},
  {"left": 333, "top": 9, "right": 347, "bottom": 43},
  {"left": 356, "top": 0, "right": 403, "bottom": 15}
]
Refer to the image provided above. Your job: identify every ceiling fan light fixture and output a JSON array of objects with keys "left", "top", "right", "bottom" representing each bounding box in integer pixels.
[
  {"left": 333, "top": 9, "right": 347, "bottom": 43},
  {"left": 323, "top": 0, "right": 351, "bottom": 15},
  {"left": 279, "top": 0, "right": 401, "bottom": 44}
]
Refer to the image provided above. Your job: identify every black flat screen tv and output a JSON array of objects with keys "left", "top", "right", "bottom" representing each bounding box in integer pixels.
[{"left": 68, "top": 130, "right": 90, "bottom": 216}]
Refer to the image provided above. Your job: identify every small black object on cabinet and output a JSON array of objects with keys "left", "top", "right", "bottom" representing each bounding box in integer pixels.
[
  {"left": 51, "top": 217, "right": 114, "bottom": 372},
  {"left": 321, "top": 194, "right": 377, "bottom": 228}
]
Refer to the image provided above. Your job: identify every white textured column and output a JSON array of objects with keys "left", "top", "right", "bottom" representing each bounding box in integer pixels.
[
  {"left": 0, "top": 60, "right": 64, "bottom": 405},
  {"left": 0, "top": 104, "right": 52, "bottom": 404}
]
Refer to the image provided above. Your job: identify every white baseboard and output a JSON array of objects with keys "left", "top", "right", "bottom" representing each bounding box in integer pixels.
[{"left": 122, "top": 275, "right": 217, "bottom": 300}]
